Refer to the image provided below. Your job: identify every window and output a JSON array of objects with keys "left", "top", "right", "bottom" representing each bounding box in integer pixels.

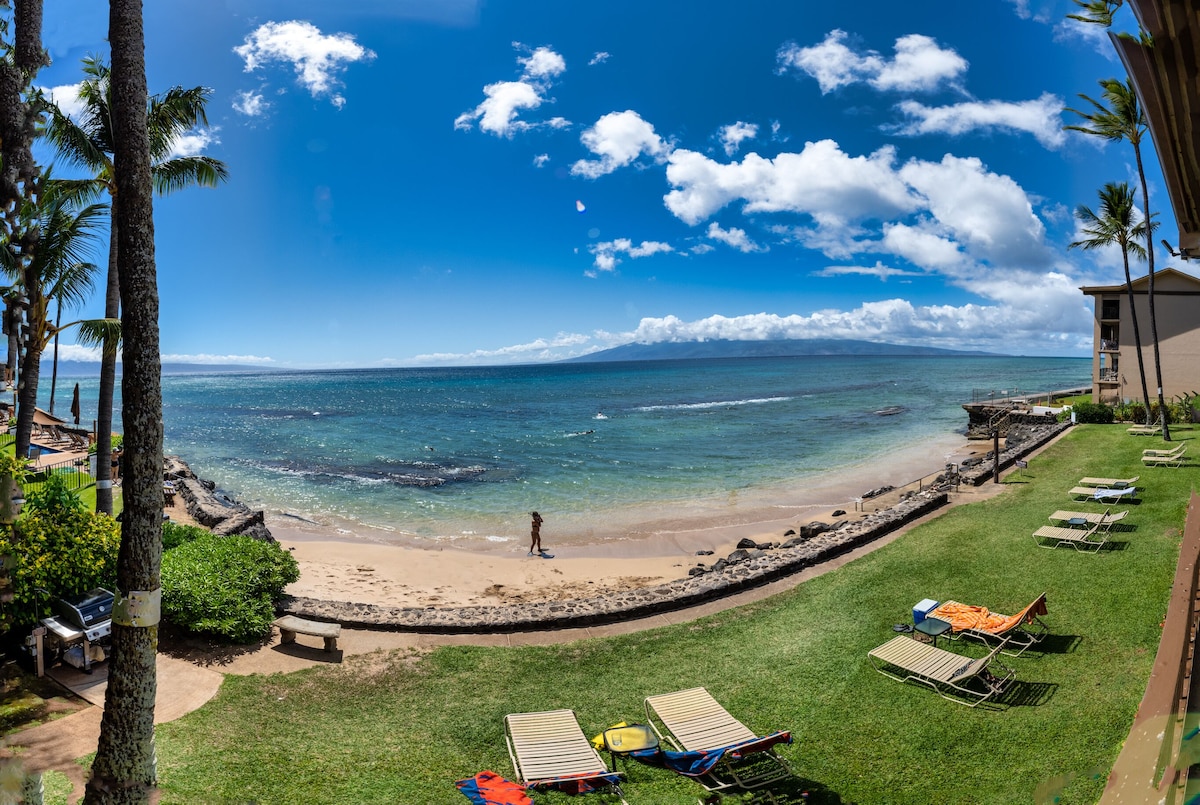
[{"left": 1101, "top": 299, "right": 1120, "bottom": 319}]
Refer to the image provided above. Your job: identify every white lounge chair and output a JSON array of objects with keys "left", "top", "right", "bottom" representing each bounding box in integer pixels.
[
  {"left": 643, "top": 687, "right": 792, "bottom": 792},
  {"left": 504, "top": 709, "right": 626, "bottom": 801},
  {"left": 1033, "top": 522, "right": 1107, "bottom": 552},
  {"left": 1143, "top": 443, "right": 1185, "bottom": 458},
  {"left": 1068, "top": 485, "right": 1138, "bottom": 502},
  {"left": 1048, "top": 509, "right": 1128, "bottom": 531},
  {"left": 1077, "top": 476, "right": 1138, "bottom": 488},
  {"left": 931, "top": 593, "right": 1049, "bottom": 657},
  {"left": 867, "top": 635, "right": 1015, "bottom": 707},
  {"left": 1143, "top": 446, "right": 1186, "bottom": 467}
]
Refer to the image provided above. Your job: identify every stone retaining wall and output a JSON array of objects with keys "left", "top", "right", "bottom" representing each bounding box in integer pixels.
[
  {"left": 278, "top": 488, "right": 949, "bottom": 633},
  {"left": 958, "top": 420, "right": 1071, "bottom": 486}
]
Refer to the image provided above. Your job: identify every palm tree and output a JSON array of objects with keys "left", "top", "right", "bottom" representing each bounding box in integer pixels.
[
  {"left": 0, "top": 181, "right": 118, "bottom": 461},
  {"left": 84, "top": 3, "right": 162, "bottom": 800},
  {"left": 1069, "top": 182, "right": 1152, "bottom": 418},
  {"left": 44, "top": 55, "right": 229, "bottom": 515},
  {"left": 1066, "top": 78, "right": 1170, "bottom": 438},
  {"left": 1066, "top": 0, "right": 1123, "bottom": 27}
]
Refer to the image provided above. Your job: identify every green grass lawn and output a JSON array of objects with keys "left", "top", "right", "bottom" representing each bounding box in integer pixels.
[{"left": 151, "top": 425, "right": 1194, "bottom": 804}]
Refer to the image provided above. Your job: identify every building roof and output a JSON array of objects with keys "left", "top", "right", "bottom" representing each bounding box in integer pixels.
[
  {"left": 1112, "top": 0, "right": 1200, "bottom": 259},
  {"left": 1080, "top": 266, "right": 1200, "bottom": 295}
]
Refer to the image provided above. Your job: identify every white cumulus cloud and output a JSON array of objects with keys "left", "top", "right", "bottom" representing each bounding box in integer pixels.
[
  {"left": 571, "top": 110, "right": 670, "bottom": 178},
  {"left": 167, "top": 127, "right": 220, "bottom": 159},
  {"left": 718, "top": 122, "right": 758, "bottom": 156},
  {"left": 587, "top": 237, "right": 674, "bottom": 275},
  {"left": 706, "top": 222, "right": 764, "bottom": 253},
  {"left": 777, "top": 29, "right": 967, "bottom": 94},
  {"left": 456, "top": 44, "right": 568, "bottom": 137},
  {"left": 234, "top": 20, "right": 375, "bottom": 109},
  {"left": 42, "top": 82, "right": 87, "bottom": 120},
  {"left": 233, "top": 89, "right": 268, "bottom": 117},
  {"left": 889, "top": 93, "right": 1066, "bottom": 149}
]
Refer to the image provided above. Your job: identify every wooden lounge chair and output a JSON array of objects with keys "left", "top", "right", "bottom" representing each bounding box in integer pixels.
[
  {"left": 1143, "top": 446, "right": 1186, "bottom": 467},
  {"left": 1068, "top": 485, "right": 1138, "bottom": 502},
  {"left": 1077, "top": 476, "right": 1138, "bottom": 488},
  {"left": 1143, "top": 443, "right": 1185, "bottom": 458},
  {"left": 1033, "top": 522, "right": 1107, "bottom": 552},
  {"left": 867, "top": 635, "right": 1015, "bottom": 707},
  {"left": 643, "top": 687, "right": 792, "bottom": 792},
  {"left": 931, "top": 593, "right": 1049, "bottom": 657},
  {"left": 504, "top": 709, "right": 626, "bottom": 802},
  {"left": 1048, "top": 509, "right": 1128, "bottom": 531}
]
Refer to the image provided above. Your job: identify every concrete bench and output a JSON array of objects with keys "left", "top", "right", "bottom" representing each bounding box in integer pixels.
[{"left": 273, "top": 615, "right": 341, "bottom": 652}]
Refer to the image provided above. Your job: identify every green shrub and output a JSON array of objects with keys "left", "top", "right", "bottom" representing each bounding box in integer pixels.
[
  {"left": 1070, "top": 400, "right": 1114, "bottom": 424},
  {"left": 1114, "top": 401, "right": 1146, "bottom": 423},
  {"left": 161, "top": 534, "right": 299, "bottom": 642},
  {"left": 0, "top": 507, "right": 120, "bottom": 630},
  {"left": 162, "top": 521, "right": 209, "bottom": 552}
]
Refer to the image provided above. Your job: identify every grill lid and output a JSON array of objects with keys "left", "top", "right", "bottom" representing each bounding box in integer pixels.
[{"left": 52, "top": 588, "right": 115, "bottom": 630}]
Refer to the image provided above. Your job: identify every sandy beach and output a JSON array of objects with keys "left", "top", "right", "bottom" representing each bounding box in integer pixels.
[{"left": 244, "top": 435, "right": 992, "bottom": 610}]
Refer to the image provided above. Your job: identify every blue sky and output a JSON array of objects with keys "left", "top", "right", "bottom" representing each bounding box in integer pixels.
[{"left": 31, "top": 0, "right": 1186, "bottom": 368}]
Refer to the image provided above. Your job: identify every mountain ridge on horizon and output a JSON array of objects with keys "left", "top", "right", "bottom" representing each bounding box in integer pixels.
[{"left": 563, "top": 338, "right": 1005, "bottom": 363}]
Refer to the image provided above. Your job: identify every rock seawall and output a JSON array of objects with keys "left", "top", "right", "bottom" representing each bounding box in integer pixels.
[
  {"left": 279, "top": 487, "right": 949, "bottom": 633},
  {"left": 164, "top": 456, "right": 274, "bottom": 542}
]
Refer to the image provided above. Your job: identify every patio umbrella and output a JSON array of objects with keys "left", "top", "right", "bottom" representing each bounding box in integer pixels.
[{"left": 70, "top": 383, "right": 81, "bottom": 424}]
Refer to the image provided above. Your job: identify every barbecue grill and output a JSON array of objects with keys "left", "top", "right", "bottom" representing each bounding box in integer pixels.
[{"left": 26, "top": 587, "right": 115, "bottom": 674}]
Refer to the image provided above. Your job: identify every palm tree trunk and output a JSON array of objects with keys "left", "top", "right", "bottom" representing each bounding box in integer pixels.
[
  {"left": 95, "top": 206, "right": 118, "bottom": 516},
  {"left": 13, "top": 340, "right": 40, "bottom": 463},
  {"left": 1135, "top": 147, "right": 1171, "bottom": 440},
  {"left": 84, "top": 2, "right": 161, "bottom": 802},
  {"left": 48, "top": 298, "right": 60, "bottom": 414}
]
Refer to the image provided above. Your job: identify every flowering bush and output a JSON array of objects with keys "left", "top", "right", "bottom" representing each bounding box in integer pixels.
[{"left": 0, "top": 476, "right": 120, "bottom": 630}]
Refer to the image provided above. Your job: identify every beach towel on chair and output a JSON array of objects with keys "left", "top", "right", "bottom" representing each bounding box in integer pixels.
[
  {"left": 538, "top": 770, "right": 625, "bottom": 795},
  {"left": 631, "top": 731, "right": 792, "bottom": 778},
  {"left": 455, "top": 770, "right": 533, "bottom": 805}
]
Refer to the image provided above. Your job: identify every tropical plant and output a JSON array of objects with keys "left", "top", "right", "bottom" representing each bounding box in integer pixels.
[
  {"left": 1068, "top": 181, "right": 1152, "bottom": 422},
  {"left": 0, "top": 180, "right": 118, "bottom": 461},
  {"left": 1070, "top": 400, "right": 1114, "bottom": 424},
  {"left": 0, "top": 475, "right": 121, "bottom": 632},
  {"left": 160, "top": 533, "right": 299, "bottom": 642},
  {"left": 43, "top": 54, "right": 229, "bottom": 517},
  {"left": 161, "top": 520, "right": 207, "bottom": 552},
  {"left": 1065, "top": 76, "right": 1170, "bottom": 440}
]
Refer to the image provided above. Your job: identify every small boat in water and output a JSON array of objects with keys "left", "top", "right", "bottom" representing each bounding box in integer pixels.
[{"left": 873, "top": 405, "right": 906, "bottom": 416}]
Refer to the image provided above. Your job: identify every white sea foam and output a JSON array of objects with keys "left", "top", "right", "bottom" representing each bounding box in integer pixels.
[{"left": 636, "top": 396, "right": 793, "bottom": 412}]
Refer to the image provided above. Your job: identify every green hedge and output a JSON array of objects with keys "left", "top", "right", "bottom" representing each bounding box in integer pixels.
[{"left": 161, "top": 534, "right": 299, "bottom": 642}]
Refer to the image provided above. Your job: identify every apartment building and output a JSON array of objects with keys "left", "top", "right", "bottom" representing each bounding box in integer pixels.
[{"left": 1079, "top": 268, "right": 1200, "bottom": 405}]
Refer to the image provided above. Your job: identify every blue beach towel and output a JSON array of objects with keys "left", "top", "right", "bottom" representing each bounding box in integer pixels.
[{"left": 630, "top": 730, "right": 793, "bottom": 778}]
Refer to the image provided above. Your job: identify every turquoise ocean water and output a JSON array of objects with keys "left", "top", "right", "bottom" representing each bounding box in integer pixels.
[{"left": 54, "top": 355, "right": 1090, "bottom": 547}]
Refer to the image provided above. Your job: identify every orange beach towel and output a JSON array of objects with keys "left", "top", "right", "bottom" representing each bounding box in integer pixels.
[{"left": 932, "top": 594, "right": 1047, "bottom": 635}]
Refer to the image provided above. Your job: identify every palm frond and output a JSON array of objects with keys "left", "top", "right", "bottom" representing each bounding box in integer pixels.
[
  {"left": 153, "top": 156, "right": 230, "bottom": 195},
  {"left": 60, "top": 317, "right": 120, "bottom": 349}
]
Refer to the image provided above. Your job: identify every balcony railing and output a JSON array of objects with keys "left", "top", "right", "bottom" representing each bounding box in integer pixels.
[
  {"left": 1100, "top": 339, "right": 1120, "bottom": 351},
  {"left": 1099, "top": 371, "right": 1120, "bottom": 384}
]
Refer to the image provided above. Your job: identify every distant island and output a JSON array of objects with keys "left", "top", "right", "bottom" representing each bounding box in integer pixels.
[
  {"left": 42, "top": 360, "right": 278, "bottom": 378},
  {"left": 564, "top": 338, "right": 1001, "bottom": 363}
]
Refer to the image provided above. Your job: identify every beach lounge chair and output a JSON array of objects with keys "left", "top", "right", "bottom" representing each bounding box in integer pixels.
[
  {"left": 867, "top": 635, "right": 1015, "bottom": 707},
  {"left": 1077, "top": 476, "right": 1138, "bottom": 488},
  {"left": 1033, "top": 522, "right": 1107, "bottom": 552},
  {"left": 504, "top": 709, "right": 626, "bottom": 801},
  {"left": 1068, "top": 485, "right": 1138, "bottom": 502},
  {"left": 930, "top": 593, "right": 1049, "bottom": 656},
  {"left": 643, "top": 687, "right": 792, "bottom": 792},
  {"left": 1143, "top": 445, "right": 1187, "bottom": 467},
  {"left": 1127, "top": 425, "right": 1162, "bottom": 436},
  {"left": 1143, "top": 443, "right": 1186, "bottom": 458},
  {"left": 1048, "top": 509, "right": 1128, "bottom": 531}
]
